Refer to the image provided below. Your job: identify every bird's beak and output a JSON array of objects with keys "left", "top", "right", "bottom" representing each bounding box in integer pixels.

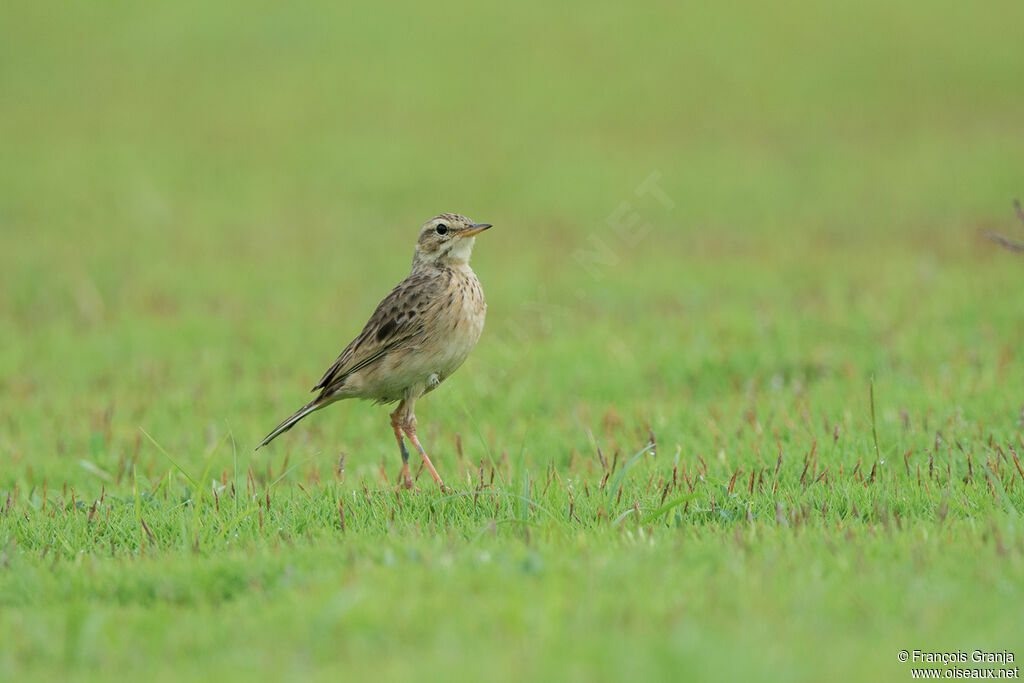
[{"left": 460, "top": 223, "right": 493, "bottom": 238}]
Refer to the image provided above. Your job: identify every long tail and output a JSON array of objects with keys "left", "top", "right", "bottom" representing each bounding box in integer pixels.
[{"left": 256, "top": 400, "right": 324, "bottom": 450}]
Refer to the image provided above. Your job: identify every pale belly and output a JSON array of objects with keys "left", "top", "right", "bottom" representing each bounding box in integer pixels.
[{"left": 349, "top": 293, "right": 486, "bottom": 403}]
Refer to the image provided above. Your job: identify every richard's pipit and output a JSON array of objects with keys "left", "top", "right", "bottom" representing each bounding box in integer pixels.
[{"left": 257, "top": 213, "right": 491, "bottom": 491}]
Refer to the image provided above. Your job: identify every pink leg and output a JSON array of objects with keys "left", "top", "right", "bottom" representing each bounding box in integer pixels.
[
  {"left": 401, "top": 412, "right": 446, "bottom": 490},
  {"left": 389, "top": 404, "right": 414, "bottom": 490}
]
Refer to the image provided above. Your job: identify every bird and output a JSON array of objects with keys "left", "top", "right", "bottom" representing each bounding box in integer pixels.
[{"left": 256, "top": 213, "right": 492, "bottom": 491}]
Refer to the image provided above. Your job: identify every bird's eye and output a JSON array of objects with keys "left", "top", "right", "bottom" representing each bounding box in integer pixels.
[{"left": 435, "top": 224, "right": 448, "bottom": 236}]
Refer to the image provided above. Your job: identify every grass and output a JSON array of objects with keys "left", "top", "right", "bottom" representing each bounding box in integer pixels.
[{"left": 2, "top": 0, "right": 1024, "bottom": 680}]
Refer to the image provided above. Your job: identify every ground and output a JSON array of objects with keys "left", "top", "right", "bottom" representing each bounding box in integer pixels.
[{"left": 2, "top": 1, "right": 1024, "bottom": 681}]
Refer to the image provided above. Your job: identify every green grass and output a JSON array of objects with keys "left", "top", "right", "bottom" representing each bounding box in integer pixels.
[{"left": 3, "top": 0, "right": 1024, "bottom": 680}]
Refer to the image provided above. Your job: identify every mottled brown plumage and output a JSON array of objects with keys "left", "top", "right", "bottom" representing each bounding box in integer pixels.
[{"left": 257, "top": 213, "right": 491, "bottom": 491}]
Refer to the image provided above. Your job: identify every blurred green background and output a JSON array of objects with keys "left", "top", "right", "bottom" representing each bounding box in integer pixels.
[
  {"left": 3, "top": 0, "right": 1022, "bottom": 464},
  {"left": 2, "top": 1, "right": 1024, "bottom": 680}
]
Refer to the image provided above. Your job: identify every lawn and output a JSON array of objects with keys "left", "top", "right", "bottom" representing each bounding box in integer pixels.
[{"left": 2, "top": 1, "right": 1024, "bottom": 681}]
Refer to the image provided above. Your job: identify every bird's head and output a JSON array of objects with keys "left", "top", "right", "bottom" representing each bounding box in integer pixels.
[{"left": 413, "top": 213, "right": 492, "bottom": 267}]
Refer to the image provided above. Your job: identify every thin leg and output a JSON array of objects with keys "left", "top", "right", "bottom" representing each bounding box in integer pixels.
[
  {"left": 402, "top": 414, "right": 446, "bottom": 490},
  {"left": 390, "top": 404, "right": 414, "bottom": 490}
]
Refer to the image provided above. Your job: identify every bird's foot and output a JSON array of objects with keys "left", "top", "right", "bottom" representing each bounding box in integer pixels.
[{"left": 393, "top": 464, "right": 418, "bottom": 492}]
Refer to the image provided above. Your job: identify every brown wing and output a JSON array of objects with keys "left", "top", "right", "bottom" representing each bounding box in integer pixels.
[{"left": 312, "top": 271, "right": 440, "bottom": 395}]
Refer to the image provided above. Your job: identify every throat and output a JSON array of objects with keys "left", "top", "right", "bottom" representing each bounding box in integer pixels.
[
  {"left": 441, "top": 237, "right": 475, "bottom": 266},
  {"left": 439, "top": 254, "right": 471, "bottom": 268},
  {"left": 412, "top": 237, "right": 476, "bottom": 270}
]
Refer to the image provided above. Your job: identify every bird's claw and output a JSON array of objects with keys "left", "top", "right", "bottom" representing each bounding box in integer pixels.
[{"left": 393, "top": 475, "right": 418, "bottom": 493}]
